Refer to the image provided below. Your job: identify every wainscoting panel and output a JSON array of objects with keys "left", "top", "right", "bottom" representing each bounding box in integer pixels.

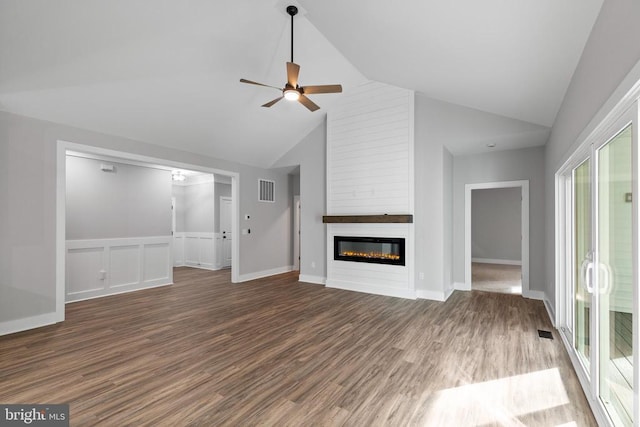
[
  {"left": 67, "top": 247, "right": 105, "bottom": 295},
  {"left": 173, "top": 232, "right": 222, "bottom": 271},
  {"left": 109, "top": 245, "right": 140, "bottom": 288},
  {"left": 173, "top": 235, "right": 184, "bottom": 266},
  {"left": 143, "top": 243, "right": 171, "bottom": 282},
  {"left": 65, "top": 236, "right": 172, "bottom": 302}
]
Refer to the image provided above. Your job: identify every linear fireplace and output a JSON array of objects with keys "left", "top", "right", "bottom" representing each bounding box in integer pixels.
[{"left": 334, "top": 236, "right": 405, "bottom": 266}]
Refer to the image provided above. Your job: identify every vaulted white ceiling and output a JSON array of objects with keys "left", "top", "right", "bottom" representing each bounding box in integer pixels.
[{"left": 0, "top": 0, "right": 603, "bottom": 167}]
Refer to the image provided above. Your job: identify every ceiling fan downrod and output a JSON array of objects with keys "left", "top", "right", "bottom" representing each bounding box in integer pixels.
[{"left": 287, "top": 5, "right": 298, "bottom": 64}]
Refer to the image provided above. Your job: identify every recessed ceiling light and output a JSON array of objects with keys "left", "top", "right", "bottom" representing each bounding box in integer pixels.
[{"left": 487, "top": 143, "right": 496, "bottom": 148}]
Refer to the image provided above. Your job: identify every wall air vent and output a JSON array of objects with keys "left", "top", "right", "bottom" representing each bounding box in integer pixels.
[{"left": 258, "top": 179, "right": 275, "bottom": 202}]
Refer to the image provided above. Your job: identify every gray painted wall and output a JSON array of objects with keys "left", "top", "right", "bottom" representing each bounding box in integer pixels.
[
  {"left": 272, "top": 121, "right": 327, "bottom": 280},
  {"left": 545, "top": 0, "right": 640, "bottom": 311},
  {"left": 471, "top": 187, "right": 521, "bottom": 262},
  {"left": 414, "top": 94, "right": 448, "bottom": 293},
  {"left": 453, "top": 146, "right": 545, "bottom": 289},
  {"left": 66, "top": 156, "right": 171, "bottom": 240},
  {"left": 184, "top": 182, "right": 214, "bottom": 233},
  {"left": 0, "top": 109, "right": 294, "bottom": 329},
  {"left": 442, "top": 147, "right": 453, "bottom": 290}
]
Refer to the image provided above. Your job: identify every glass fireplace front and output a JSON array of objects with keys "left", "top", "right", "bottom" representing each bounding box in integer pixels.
[{"left": 334, "top": 236, "right": 405, "bottom": 266}]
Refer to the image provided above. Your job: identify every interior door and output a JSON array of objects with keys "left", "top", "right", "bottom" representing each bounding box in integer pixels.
[{"left": 220, "top": 196, "right": 232, "bottom": 268}]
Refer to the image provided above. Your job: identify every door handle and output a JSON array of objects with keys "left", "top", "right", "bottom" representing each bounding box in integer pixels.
[
  {"left": 581, "top": 257, "right": 594, "bottom": 294},
  {"left": 598, "top": 262, "right": 612, "bottom": 294}
]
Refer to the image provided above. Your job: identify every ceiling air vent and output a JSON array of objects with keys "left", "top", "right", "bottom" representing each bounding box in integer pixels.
[{"left": 259, "top": 179, "right": 275, "bottom": 203}]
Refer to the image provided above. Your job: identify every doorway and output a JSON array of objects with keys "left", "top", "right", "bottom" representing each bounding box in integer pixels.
[
  {"left": 464, "top": 180, "right": 530, "bottom": 296},
  {"left": 293, "top": 195, "right": 300, "bottom": 271},
  {"left": 56, "top": 141, "right": 240, "bottom": 322},
  {"left": 220, "top": 196, "right": 232, "bottom": 268},
  {"left": 470, "top": 187, "right": 523, "bottom": 295}
]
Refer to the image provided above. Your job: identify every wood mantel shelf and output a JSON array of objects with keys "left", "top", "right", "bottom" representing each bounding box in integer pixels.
[{"left": 322, "top": 214, "right": 413, "bottom": 224}]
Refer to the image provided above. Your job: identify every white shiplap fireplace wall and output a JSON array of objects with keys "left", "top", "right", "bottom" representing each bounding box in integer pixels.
[{"left": 326, "top": 81, "right": 415, "bottom": 299}]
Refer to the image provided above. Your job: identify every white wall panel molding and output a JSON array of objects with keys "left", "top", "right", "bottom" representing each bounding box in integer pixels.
[
  {"left": 173, "top": 232, "right": 222, "bottom": 271},
  {"left": 65, "top": 236, "right": 172, "bottom": 302}
]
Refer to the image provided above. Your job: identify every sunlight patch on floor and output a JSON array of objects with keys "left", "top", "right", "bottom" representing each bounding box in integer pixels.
[{"left": 424, "top": 368, "right": 569, "bottom": 425}]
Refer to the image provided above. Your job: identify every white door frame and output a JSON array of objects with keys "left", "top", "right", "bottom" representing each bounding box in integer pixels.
[
  {"left": 219, "top": 196, "right": 233, "bottom": 268},
  {"left": 56, "top": 140, "right": 240, "bottom": 322},
  {"left": 464, "top": 180, "right": 531, "bottom": 297},
  {"left": 293, "top": 195, "right": 300, "bottom": 270}
]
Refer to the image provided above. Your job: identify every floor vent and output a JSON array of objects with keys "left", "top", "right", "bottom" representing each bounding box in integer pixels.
[{"left": 538, "top": 330, "right": 553, "bottom": 339}]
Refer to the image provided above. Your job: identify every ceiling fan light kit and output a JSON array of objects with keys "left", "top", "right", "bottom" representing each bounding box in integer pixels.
[{"left": 240, "top": 5, "right": 342, "bottom": 112}]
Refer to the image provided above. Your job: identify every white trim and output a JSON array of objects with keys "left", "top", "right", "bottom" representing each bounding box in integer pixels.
[
  {"left": 471, "top": 258, "right": 522, "bottom": 266},
  {"left": 293, "top": 195, "right": 300, "bottom": 271},
  {"left": 65, "top": 236, "right": 173, "bottom": 302},
  {"left": 454, "top": 281, "right": 471, "bottom": 291},
  {"left": 327, "top": 279, "right": 417, "bottom": 300},
  {"left": 558, "top": 328, "right": 614, "bottom": 426},
  {"left": 56, "top": 141, "right": 66, "bottom": 322},
  {"left": 553, "top": 77, "right": 640, "bottom": 425},
  {"left": 299, "top": 275, "right": 325, "bottom": 285},
  {"left": 56, "top": 140, "right": 241, "bottom": 326},
  {"left": 465, "top": 180, "right": 530, "bottom": 297},
  {"left": 416, "top": 289, "right": 450, "bottom": 302},
  {"left": 219, "top": 196, "right": 233, "bottom": 269},
  {"left": 0, "top": 312, "right": 58, "bottom": 337},
  {"left": 66, "top": 282, "right": 172, "bottom": 304},
  {"left": 237, "top": 266, "right": 293, "bottom": 282},
  {"left": 522, "top": 289, "right": 545, "bottom": 301}
]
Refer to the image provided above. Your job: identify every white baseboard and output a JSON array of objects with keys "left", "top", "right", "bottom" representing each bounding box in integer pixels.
[
  {"left": 326, "top": 279, "right": 416, "bottom": 300},
  {"left": 180, "top": 263, "right": 224, "bottom": 272},
  {"left": 443, "top": 286, "right": 454, "bottom": 301},
  {"left": 522, "top": 289, "right": 545, "bottom": 300},
  {"left": 454, "top": 281, "right": 471, "bottom": 291},
  {"left": 67, "top": 281, "right": 172, "bottom": 303},
  {"left": 0, "top": 312, "right": 58, "bottom": 337},
  {"left": 416, "top": 289, "right": 449, "bottom": 302},
  {"left": 237, "top": 266, "right": 294, "bottom": 282},
  {"left": 299, "top": 274, "right": 326, "bottom": 285},
  {"left": 472, "top": 258, "right": 522, "bottom": 266},
  {"left": 544, "top": 298, "right": 556, "bottom": 327}
]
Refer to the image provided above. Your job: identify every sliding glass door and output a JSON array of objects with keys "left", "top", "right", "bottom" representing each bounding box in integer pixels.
[
  {"left": 597, "top": 124, "right": 634, "bottom": 425},
  {"left": 558, "top": 103, "right": 638, "bottom": 426},
  {"left": 574, "top": 158, "right": 592, "bottom": 370}
]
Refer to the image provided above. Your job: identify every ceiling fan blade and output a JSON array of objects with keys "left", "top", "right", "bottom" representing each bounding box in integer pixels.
[
  {"left": 262, "top": 96, "right": 283, "bottom": 108},
  {"left": 287, "top": 62, "right": 300, "bottom": 87},
  {"left": 240, "top": 79, "right": 281, "bottom": 90},
  {"left": 301, "top": 84, "right": 343, "bottom": 94},
  {"left": 298, "top": 95, "right": 320, "bottom": 112}
]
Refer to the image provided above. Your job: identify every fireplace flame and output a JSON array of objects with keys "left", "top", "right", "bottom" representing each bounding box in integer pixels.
[{"left": 340, "top": 250, "right": 400, "bottom": 261}]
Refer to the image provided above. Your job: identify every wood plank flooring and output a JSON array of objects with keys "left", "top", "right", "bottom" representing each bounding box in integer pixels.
[{"left": 0, "top": 267, "right": 596, "bottom": 426}]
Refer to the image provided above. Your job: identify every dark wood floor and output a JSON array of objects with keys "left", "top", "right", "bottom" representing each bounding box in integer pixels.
[{"left": 0, "top": 267, "right": 595, "bottom": 426}]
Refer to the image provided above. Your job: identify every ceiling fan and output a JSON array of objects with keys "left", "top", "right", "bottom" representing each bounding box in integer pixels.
[{"left": 240, "top": 5, "right": 342, "bottom": 112}]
